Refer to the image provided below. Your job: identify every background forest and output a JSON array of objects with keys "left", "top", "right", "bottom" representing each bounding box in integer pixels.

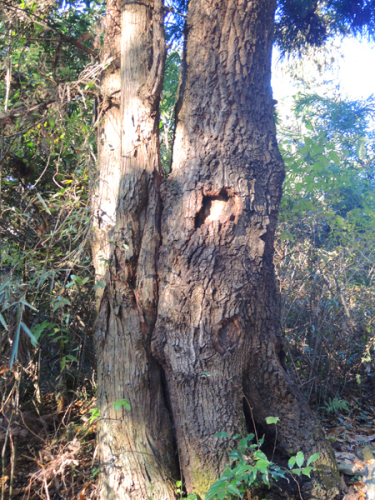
[{"left": 0, "top": 0, "right": 375, "bottom": 498}]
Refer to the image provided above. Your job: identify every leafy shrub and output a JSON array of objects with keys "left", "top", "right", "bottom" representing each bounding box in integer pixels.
[{"left": 205, "top": 432, "right": 318, "bottom": 500}]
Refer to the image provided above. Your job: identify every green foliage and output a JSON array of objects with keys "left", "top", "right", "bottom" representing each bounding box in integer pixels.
[
  {"left": 88, "top": 407, "right": 100, "bottom": 424},
  {"left": 279, "top": 92, "right": 375, "bottom": 246},
  {"left": 176, "top": 481, "right": 201, "bottom": 500},
  {"left": 113, "top": 398, "right": 131, "bottom": 411},
  {"left": 0, "top": 0, "right": 102, "bottom": 394},
  {"left": 88, "top": 399, "right": 130, "bottom": 425},
  {"left": 205, "top": 432, "right": 319, "bottom": 499},
  {"left": 160, "top": 49, "right": 181, "bottom": 175},
  {"left": 91, "top": 466, "right": 100, "bottom": 478},
  {"left": 265, "top": 416, "right": 280, "bottom": 425},
  {"left": 322, "top": 397, "right": 350, "bottom": 414},
  {"left": 275, "top": 0, "right": 375, "bottom": 53},
  {"left": 276, "top": 88, "right": 375, "bottom": 403}
]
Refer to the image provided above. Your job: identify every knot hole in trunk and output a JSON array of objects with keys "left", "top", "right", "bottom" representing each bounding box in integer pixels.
[
  {"left": 212, "top": 316, "right": 243, "bottom": 356},
  {"left": 195, "top": 188, "right": 240, "bottom": 229}
]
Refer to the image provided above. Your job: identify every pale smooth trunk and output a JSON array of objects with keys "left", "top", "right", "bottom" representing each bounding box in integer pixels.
[{"left": 92, "top": 1, "right": 176, "bottom": 498}]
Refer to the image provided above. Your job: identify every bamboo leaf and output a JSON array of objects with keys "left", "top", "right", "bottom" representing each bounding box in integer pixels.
[
  {"left": 36, "top": 192, "right": 52, "bottom": 215},
  {"left": 20, "top": 300, "right": 38, "bottom": 312},
  {"left": 20, "top": 322, "right": 38, "bottom": 347},
  {"left": 0, "top": 313, "right": 8, "bottom": 330},
  {"left": 9, "top": 322, "right": 21, "bottom": 369}
]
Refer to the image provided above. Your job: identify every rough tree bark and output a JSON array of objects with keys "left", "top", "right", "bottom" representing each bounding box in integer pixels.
[
  {"left": 93, "top": 0, "right": 341, "bottom": 498},
  {"left": 91, "top": 1, "right": 176, "bottom": 498},
  {"left": 152, "top": 0, "right": 340, "bottom": 498}
]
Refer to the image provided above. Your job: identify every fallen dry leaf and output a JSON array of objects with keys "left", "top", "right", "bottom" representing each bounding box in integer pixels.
[
  {"left": 0, "top": 365, "right": 9, "bottom": 375},
  {"left": 343, "top": 493, "right": 363, "bottom": 500},
  {"left": 78, "top": 481, "right": 92, "bottom": 499},
  {"left": 343, "top": 484, "right": 367, "bottom": 500},
  {"left": 356, "top": 434, "right": 375, "bottom": 443},
  {"left": 0, "top": 475, "right": 9, "bottom": 486}
]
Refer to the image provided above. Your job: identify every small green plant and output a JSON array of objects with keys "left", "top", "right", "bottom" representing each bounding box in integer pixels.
[
  {"left": 176, "top": 480, "right": 201, "bottom": 500},
  {"left": 91, "top": 467, "right": 100, "bottom": 478},
  {"left": 88, "top": 399, "right": 131, "bottom": 424},
  {"left": 205, "top": 431, "right": 319, "bottom": 500},
  {"left": 113, "top": 398, "right": 131, "bottom": 411},
  {"left": 88, "top": 407, "right": 100, "bottom": 424},
  {"left": 322, "top": 397, "right": 349, "bottom": 414}
]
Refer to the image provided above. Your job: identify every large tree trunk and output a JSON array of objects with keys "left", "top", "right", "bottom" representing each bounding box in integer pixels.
[
  {"left": 91, "top": 1, "right": 177, "bottom": 498},
  {"left": 152, "top": 0, "right": 340, "bottom": 498}
]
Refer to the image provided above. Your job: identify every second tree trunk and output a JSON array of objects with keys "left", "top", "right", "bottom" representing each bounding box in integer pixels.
[{"left": 152, "top": 0, "right": 340, "bottom": 498}]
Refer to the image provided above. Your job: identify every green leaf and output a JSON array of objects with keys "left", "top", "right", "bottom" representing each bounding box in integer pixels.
[
  {"left": 279, "top": 231, "right": 290, "bottom": 241},
  {"left": 307, "top": 453, "right": 319, "bottom": 466},
  {"left": 9, "top": 322, "right": 21, "bottom": 369},
  {"left": 91, "top": 467, "right": 100, "bottom": 478},
  {"left": 215, "top": 432, "right": 230, "bottom": 438},
  {"left": 113, "top": 399, "right": 131, "bottom": 411},
  {"left": 36, "top": 192, "right": 52, "bottom": 215},
  {"left": 220, "top": 467, "right": 234, "bottom": 482},
  {"left": 66, "top": 354, "right": 79, "bottom": 362},
  {"left": 256, "top": 459, "right": 270, "bottom": 473},
  {"left": 265, "top": 416, "right": 280, "bottom": 425},
  {"left": 239, "top": 438, "right": 248, "bottom": 448},
  {"left": 20, "top": 322, "right": 38, "bottom": 347},
  {"left": 292, "top": 468, "right": 302, "bottom": 476},
  {"left": 89, "top": 408, "right": 100, "bottom": 423},
  {"left": 254, "top": 450, "right": 268, "bottom": 461},
  {"left": 206, "top": 480, "right": 227, "bottom": 498},
  {"left": 20, "top": 299, "right": 38, "bottom": 312},
  {"left": 288, "top": 456, "right": 296, "bottom": 469},
  {"left": 0, "top": 313, "right": 8, "bottom": 330},
  {"left": 227, "top": 483, "right": 241, "bottom": 497},
  {"left": 302, "top": 467, "right": 312, "bottom": 477},
  {"left": 232, "top": 464, "right": 251, "bottom": 476},
  {"left": 296, "top": 451, "right": 304, "bottom": 467},
  {"left": 357, "top": 138, "right": 366, "bottom": 159},
  {"left": 31, "top": 321, "right": 50, "bottom": 341},
  {"left": 328, "top": 151, "right": 340, "bottom": 163},
  {"left": 313, "top": 161, "right": 323, "bottom": 173}
]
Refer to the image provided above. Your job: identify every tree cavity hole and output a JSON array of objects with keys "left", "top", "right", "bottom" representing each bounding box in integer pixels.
[{"left": 195, "top": 189, "right": 239, "bottom": 229}]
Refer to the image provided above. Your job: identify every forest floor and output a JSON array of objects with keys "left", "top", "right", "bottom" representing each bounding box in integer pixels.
[
  {"left": 0, "top": 379, "right": 374, "bottom": 500},
  {"left": 0, "top": 387, "right": 99, "bottom": 500}
]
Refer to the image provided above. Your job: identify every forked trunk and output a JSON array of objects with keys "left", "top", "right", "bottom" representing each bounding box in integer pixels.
[
  {"left": 92, "top": 1, "right": 176, "bottom": 498},
  {"left": 152, "top": 0, "right": 340, "bottom": 498}
]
